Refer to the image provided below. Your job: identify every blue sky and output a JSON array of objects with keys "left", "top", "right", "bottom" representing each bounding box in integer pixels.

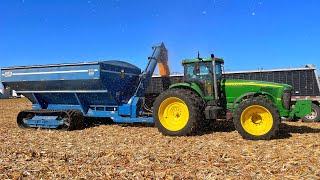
[{"left": 1, "top": 0, "right": 320, "bottom": 73}]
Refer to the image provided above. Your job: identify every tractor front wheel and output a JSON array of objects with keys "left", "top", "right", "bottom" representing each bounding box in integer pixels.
[
  {"left": 233, "top": 97, "right": 280, "bottom": 140},
  {"left": 302, "top": 103, "right": 320, "bottom": 122},
  {"left": 153, "top": 89, "right": 204, "bottom": 136}
]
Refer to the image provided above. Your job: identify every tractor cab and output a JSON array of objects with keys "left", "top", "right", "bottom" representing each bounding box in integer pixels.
[{"left": 182, "top": 54, "right": 224, "bottom": 103}]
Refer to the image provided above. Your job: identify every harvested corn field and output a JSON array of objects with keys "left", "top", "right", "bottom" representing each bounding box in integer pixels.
[{"left": 0, "top": 98, "right": 320, "bottom": 179}]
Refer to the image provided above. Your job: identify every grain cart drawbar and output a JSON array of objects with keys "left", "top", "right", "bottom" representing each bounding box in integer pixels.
[{"left": 0, "top": 43, "right": 312, "bottom": 140}]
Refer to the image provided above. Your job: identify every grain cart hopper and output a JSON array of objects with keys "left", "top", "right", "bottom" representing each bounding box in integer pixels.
[{"left": 1, "top": 43, "right": 169, "bottom": 130}]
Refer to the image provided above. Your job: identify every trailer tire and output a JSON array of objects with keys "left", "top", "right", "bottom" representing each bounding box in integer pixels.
[
  {"left": 61, "top": 110, "right": 84, "bottom": 131},
  {"left": 233, "top": 97, "right": 280, "bottom": 140},
  {"left": 17, "top": 111, "right": 35, "bottom": 128},
  {"left": 153, "top": 88, "right": 204, "bottom": 136},
  {"left": 302, "top": 103, "right": 320, "bottom": 122}
]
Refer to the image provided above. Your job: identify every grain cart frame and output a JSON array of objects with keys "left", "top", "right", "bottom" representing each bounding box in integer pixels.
[
  {"left": 1, "top": 43, "right": 170, "bottom": 130},
  {"left": 153, "top": 56, "right": 312, "bottom": 140}
]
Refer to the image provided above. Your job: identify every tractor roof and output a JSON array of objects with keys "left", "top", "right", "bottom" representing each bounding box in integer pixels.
[{"left": 182, "top": 57, "right": 224, "bottom": 64}]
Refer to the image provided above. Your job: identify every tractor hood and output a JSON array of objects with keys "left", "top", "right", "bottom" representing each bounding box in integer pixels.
[{"left": 221, "top": 79, "right": 292, "bottom": 106}]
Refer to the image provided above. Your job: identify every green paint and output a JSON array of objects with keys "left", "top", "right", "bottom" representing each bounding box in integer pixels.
[
  {"left": 169, "top": 82, "right": 204, "bottom": 97},
  {"left": 221, "top": 79, "right": 292, "bottom": 117},
  {"left": 289, "top": 100, "right": 312, "bottom": 118}
]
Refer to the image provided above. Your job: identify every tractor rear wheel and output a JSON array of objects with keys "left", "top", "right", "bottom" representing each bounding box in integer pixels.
[
  {"left": 153, "top": 89, "right": 204, "bottom": 136},
  {"left": 233, "top": 97, "right": 280, "bottom": 140}
]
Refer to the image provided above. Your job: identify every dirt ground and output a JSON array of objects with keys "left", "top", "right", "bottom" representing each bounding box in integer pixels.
[{"left": 0, "top": 98, "right": 320, "bottom": 179}]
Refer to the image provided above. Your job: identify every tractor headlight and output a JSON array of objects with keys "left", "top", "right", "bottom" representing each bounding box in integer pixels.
[{"left": 282, "top": 90, "right": 292, "bottom": 110}]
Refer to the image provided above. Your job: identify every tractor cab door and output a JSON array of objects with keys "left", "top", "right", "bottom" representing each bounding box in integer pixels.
[
  {"left": 184, "top": 62, "right": 214, "bottom": 97},
  {"left": 213, "top": 61, "right": 223, "bottom": 102}
]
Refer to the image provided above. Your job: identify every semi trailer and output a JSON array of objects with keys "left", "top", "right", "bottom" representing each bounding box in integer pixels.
[{"left": 0, "top": 43, "right": 312, "bottom": 140}]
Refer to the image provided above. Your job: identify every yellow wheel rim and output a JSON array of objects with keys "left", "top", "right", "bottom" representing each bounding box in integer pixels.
[
  {"left": 240, "top": 105, "right": 273, "bottom": 136},
  {"left": 158, "top": 97, "right": 189, "bottom": 131}
]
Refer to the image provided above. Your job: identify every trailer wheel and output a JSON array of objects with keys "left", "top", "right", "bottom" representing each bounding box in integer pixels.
[
  {"left": 17, "top": 111, "right": 35, "bottom": 128},
  {"left": 302, "top": 103, "right": 320, "bottom": 122},
  {"left": 233, "top": 97, "right": 280, "bottom": 140},
  {"left": 61, "top": 110, "right": 84, "bottom": 131},
  {"left": 153, "top": 89, "right": 204, "bottom": 136}
]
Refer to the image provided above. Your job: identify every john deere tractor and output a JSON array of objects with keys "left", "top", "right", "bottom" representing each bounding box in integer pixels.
[{"left": 153, "top": 55, "right": 311, "bottom": 140}]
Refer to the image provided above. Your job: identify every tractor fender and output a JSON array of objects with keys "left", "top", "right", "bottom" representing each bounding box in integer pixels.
[
  {"left": 232, "top": 91, "right": 276, "bottom": 110},
  {"left": 169, "top": 82, "right": 204, "bottom": 98}
]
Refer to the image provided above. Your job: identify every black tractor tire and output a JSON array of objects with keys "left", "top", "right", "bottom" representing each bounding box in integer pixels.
[
  {"left": 233, "top": 97, "right": 280, "bottom": 140},
  {"left": 302, "top": 103, "right": 320, "bottom": 123},
  {"left": 153, "top": 88, "right": 204, "bottom": 136}
]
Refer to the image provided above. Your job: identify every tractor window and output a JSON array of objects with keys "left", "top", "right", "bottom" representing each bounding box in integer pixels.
[
  {"left": 200, "top": 65, "right": 210, "bottom": 75},
  {"left": 185, "top": 64, "right": 196, "bottom": 79},
  {"left": 215, "top": 62, "right": 223, "bottom": 80},
  {"left": 184, "top": 62, "right": 212, "bottom": 81},
  {"left": 184, "top": 61, "right": 214, "bottom": 97},
  {"left": 199, "top": 62, "right": 212, "bottom": 81}
]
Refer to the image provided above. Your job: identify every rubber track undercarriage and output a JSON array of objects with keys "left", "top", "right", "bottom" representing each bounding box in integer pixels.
[{"left": 17, "top": 110, "right": 84, "bottom": 130}]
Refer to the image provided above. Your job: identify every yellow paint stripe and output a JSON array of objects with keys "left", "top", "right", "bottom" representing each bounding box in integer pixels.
[{"left": 224, "top": 82, "right": 283, "bottom": 88}]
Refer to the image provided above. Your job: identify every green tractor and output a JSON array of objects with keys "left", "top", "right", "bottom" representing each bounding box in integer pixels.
[{"left": 153, "top": 55, "right": 312, "bottom": 140}]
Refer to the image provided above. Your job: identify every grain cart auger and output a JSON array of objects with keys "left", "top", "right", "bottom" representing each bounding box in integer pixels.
[
  {"left": 0, "top": 43, "right": 169, "bottom": 130},
  {"left": 153, "top": 55, "right": 313, "bottom": 140}
]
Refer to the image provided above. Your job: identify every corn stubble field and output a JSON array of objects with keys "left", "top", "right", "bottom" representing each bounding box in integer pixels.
[{"left": 0, "top": 98, "right": 320, "bottom": 179}]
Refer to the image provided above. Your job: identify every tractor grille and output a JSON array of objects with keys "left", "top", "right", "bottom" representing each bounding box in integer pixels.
[{"left": 282, "top": 90, "right": 292, "bottom": 110}]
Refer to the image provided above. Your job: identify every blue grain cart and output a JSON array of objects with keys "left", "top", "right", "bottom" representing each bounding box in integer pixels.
[{"left": 1, "top": 43, "right": 168, "bottom": 130}]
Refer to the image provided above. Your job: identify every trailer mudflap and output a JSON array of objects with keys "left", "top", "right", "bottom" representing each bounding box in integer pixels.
[{"left": 290, "top": 100, "right": 312, "bottom": 118}]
